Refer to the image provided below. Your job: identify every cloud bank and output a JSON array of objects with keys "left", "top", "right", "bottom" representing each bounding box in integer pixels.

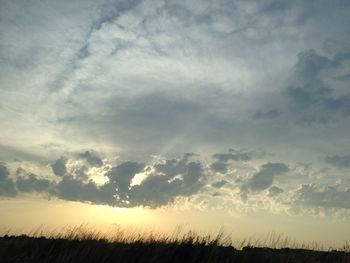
[{"left": 0, "top": 149, "right": 349, "bottom": 218}]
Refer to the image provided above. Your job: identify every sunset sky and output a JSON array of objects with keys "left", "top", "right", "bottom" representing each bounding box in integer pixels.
[{"left": 1, "top": 0, "right": 350, "bottom": 246}]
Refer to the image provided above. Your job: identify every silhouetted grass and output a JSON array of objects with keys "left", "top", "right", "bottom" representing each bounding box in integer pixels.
[{"left": 0, "top": 226, "right": 349, "bottom": 263}]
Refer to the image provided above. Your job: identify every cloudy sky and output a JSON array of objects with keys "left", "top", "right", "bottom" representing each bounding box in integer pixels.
[{"left": 1, "top": 0, "right": 350, "bottom": 245}]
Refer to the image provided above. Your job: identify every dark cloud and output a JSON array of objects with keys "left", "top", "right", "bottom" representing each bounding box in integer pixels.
[
  {"left": 16, "top": 173, "right": 53, "bottom": 193},
  {"left": 40, "top": 161, "right": 140, "bottom": 205},
  {"left": 295, "top": 184, "right": 350, "bottom": 209},
  {"left": 106, "top": 161, "right": 145, "bottom": 200},
  {"left": 325, "top": 155, "right": 350, "bottom": 168},
  {"left": 213, "top": 149, "right": 253, "bottom": 163},
  {"left": 248, "top": 163, "right": 289, "bottom": 191},
  {"left": 334, "top": 73, "right": 350, "bottom": 81},
  {"left": 128, "top": 159, "right": 205, "bottom": 207},
  {"left": 286, "top": 49, "right": 350, "bottom": 123},
  {"left": 253, "top": 109, "right": 280, "bottom": 120},
  {"left": 268, "top": 185, "right": 284, "bottom": 197},
  {"left": 0, "top": 163, "right": 10, "bottom": 180},
  {"left": 294, "top": 49, "right": 332, "bottom": 80},
  {"left": 7, "top": 154, "right": 206, "bottom": 208},
  {"left": 3, "top": 149, "right": 350, "bottom": 215},
  {"left": 66, "top": 91, "right": 213, "bottom": 154},
  {"left": 62, "top": 155, "right": 206, "bottom": 208},
  {"left": 15, "top": 167, "right": 26, "bottom": 176},
  {"left": 254, "top": 48, "right": 350, "bottom": 125},
  {"left": 259, "top": 1, "right": 288, "bottom": 14},
  {"left": 95, "top": 0, "right": 142, "bottom": 30},
  {"left": 52, "top": 175, "right": 115, "bottom": 205},
  {"left": 51, "top": 157, "right": 67, "bottom": 176},
  {"left": 52, "top": 175, "right": 103, "bottom": 203},
  {"left": 210, "top": 161, "right": 228, "bottom": 173},
  {"left": 115, "top": 92, "right": 203, "bottom": 133},
  {"left": 0, "top": 179, "right": 17, "bottom": 197},
  {"left": 0, "top": 163, "right": 17, "bottom": 197},
  {"left": 212, "top": 180, "right": 228, "bottom": 189},
  {"left": 79, "top": 151, "right": 103, "bottom": 167},
  {"left": 71, "top": 165, "right": 89, "bottom": 179}
]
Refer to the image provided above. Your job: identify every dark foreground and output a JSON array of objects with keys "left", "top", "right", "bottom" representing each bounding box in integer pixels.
[{"left": 1, "top": 235, "right": 349, "bottom": 263}]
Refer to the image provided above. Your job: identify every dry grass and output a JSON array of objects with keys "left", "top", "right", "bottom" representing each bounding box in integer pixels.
[{"left": 1, "top": 225, "right": 349, "bottom": 263}]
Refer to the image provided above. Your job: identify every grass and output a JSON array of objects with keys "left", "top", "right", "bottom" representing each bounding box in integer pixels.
[{"left": 0, "top": 225, "right": 349, "bottom": 263}]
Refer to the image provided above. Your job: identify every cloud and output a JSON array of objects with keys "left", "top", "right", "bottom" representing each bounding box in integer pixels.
[
  {"left": 106, "top": 161, "right": 145, "bottom": 200},
  {"left": 212, "top": 180, "right": 228, "bottom": 189},
  {"left": 94, "top": 0, "right": 142, "bottom": 31},
  {"left": 50, "top": 0, "right": 143, "bottom": 92},
  {"left": 213, "top": 149, "right": 253, "bottom": 162},
  {"left": 325, "top": 154, "right": 350, "bottom": 168},
  {"left": 51, "top": 157, "right": 67, "bottom": 176},
  {"left": 1, "top": 0, "right": 350, "bottom": 220},
  {"left": 248, "top": 163, "right": 289, "bottom": 192},
  {"left": 126, "top": 155, "right": 206, "bottom": 207},
  {"left": 286, "top": 49, "right": 350, "bottom": 123},
  {"left": 112, "top": 92, "right": 204, "bottom": 135},
  {"left": 78, "top": 151, "right": 103, "bottom": 167},
  {"left": 51, "top": 154, "right": 206, "bottom": 208},
  {"left": 83, "top": 155, "right": 205, "bottom": 207},
  {"left": 2, "top": 0, "right": 349, "bottom": 166},
  {"left": 38, "top": 153, "right": 207, "bottom": 208},
  {"left": 211, "top": 149, "right": 253, "bottom": 174},
  {"left": 3, "top": 150, "right": 350, "bottom": 216},
  {"left": 294, "top": 49, "right": 332, "bottom": 80},
  {"left": 59, "top": 90, "right": 216, "bottom": 155},
  {"left": 294, "top": 184, "right": 350, "bottom": 210},
  {"left": 268, "top": 185, "right": 284, "bottom": 197},
  {"left": 254, "top": 47, "right": 350, "bottom": 125},
  {"left": 0, "top": 163, "right": 17, "bottom": 197},
  {"left": 5, "top": 154, "right": 207, "bottom": 208},
  {"left": 0, "top": 179, "right": 17, "bottom": 197},
  {"left": 253, "top": 109, "right": 280, "bottom": 120},
  {"left": 210, "top": 161, "right": 229, "bottom": 173},
  {"left": 0, "top": 163, "right": 10, "bottom": 180},
  {"left": 68, "top": 164, "right": 89, "bottom": 180},
  {"left": 52, "top": 175, "right": 104, "bottom": 204},
  {"left": 16, "top": 173, "right": 53, "bottom": 193}
]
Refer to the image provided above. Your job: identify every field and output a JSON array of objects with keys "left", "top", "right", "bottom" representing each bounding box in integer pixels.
[{"left": 1, "top": 226, "right": 349, "bottom": 263}]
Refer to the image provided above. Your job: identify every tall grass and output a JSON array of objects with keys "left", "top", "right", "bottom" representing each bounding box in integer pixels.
[
  {"left": 2, "top": 224, "right": 349, "bottom": 251},
  {"left": 1, "top": 225, "right": 349, "bottom": 263}
]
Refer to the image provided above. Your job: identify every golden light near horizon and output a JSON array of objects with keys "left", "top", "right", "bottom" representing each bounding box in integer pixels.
[{"left": 1, "top": 196, "right": 350, "bottom": 249}]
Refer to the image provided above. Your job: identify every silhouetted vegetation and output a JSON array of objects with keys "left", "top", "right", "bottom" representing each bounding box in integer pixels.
[{"left": 0, "top": 227, "right": 349, "bottom": 263}]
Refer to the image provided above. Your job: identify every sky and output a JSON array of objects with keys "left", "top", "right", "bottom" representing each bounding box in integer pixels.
[{"left": 0, "top": 0, "right": 350, "bottom": 246}]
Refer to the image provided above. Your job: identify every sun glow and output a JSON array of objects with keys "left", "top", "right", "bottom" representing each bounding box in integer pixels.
[{"left": 130, "top": 171, "right": 149, "bottom": 187}]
